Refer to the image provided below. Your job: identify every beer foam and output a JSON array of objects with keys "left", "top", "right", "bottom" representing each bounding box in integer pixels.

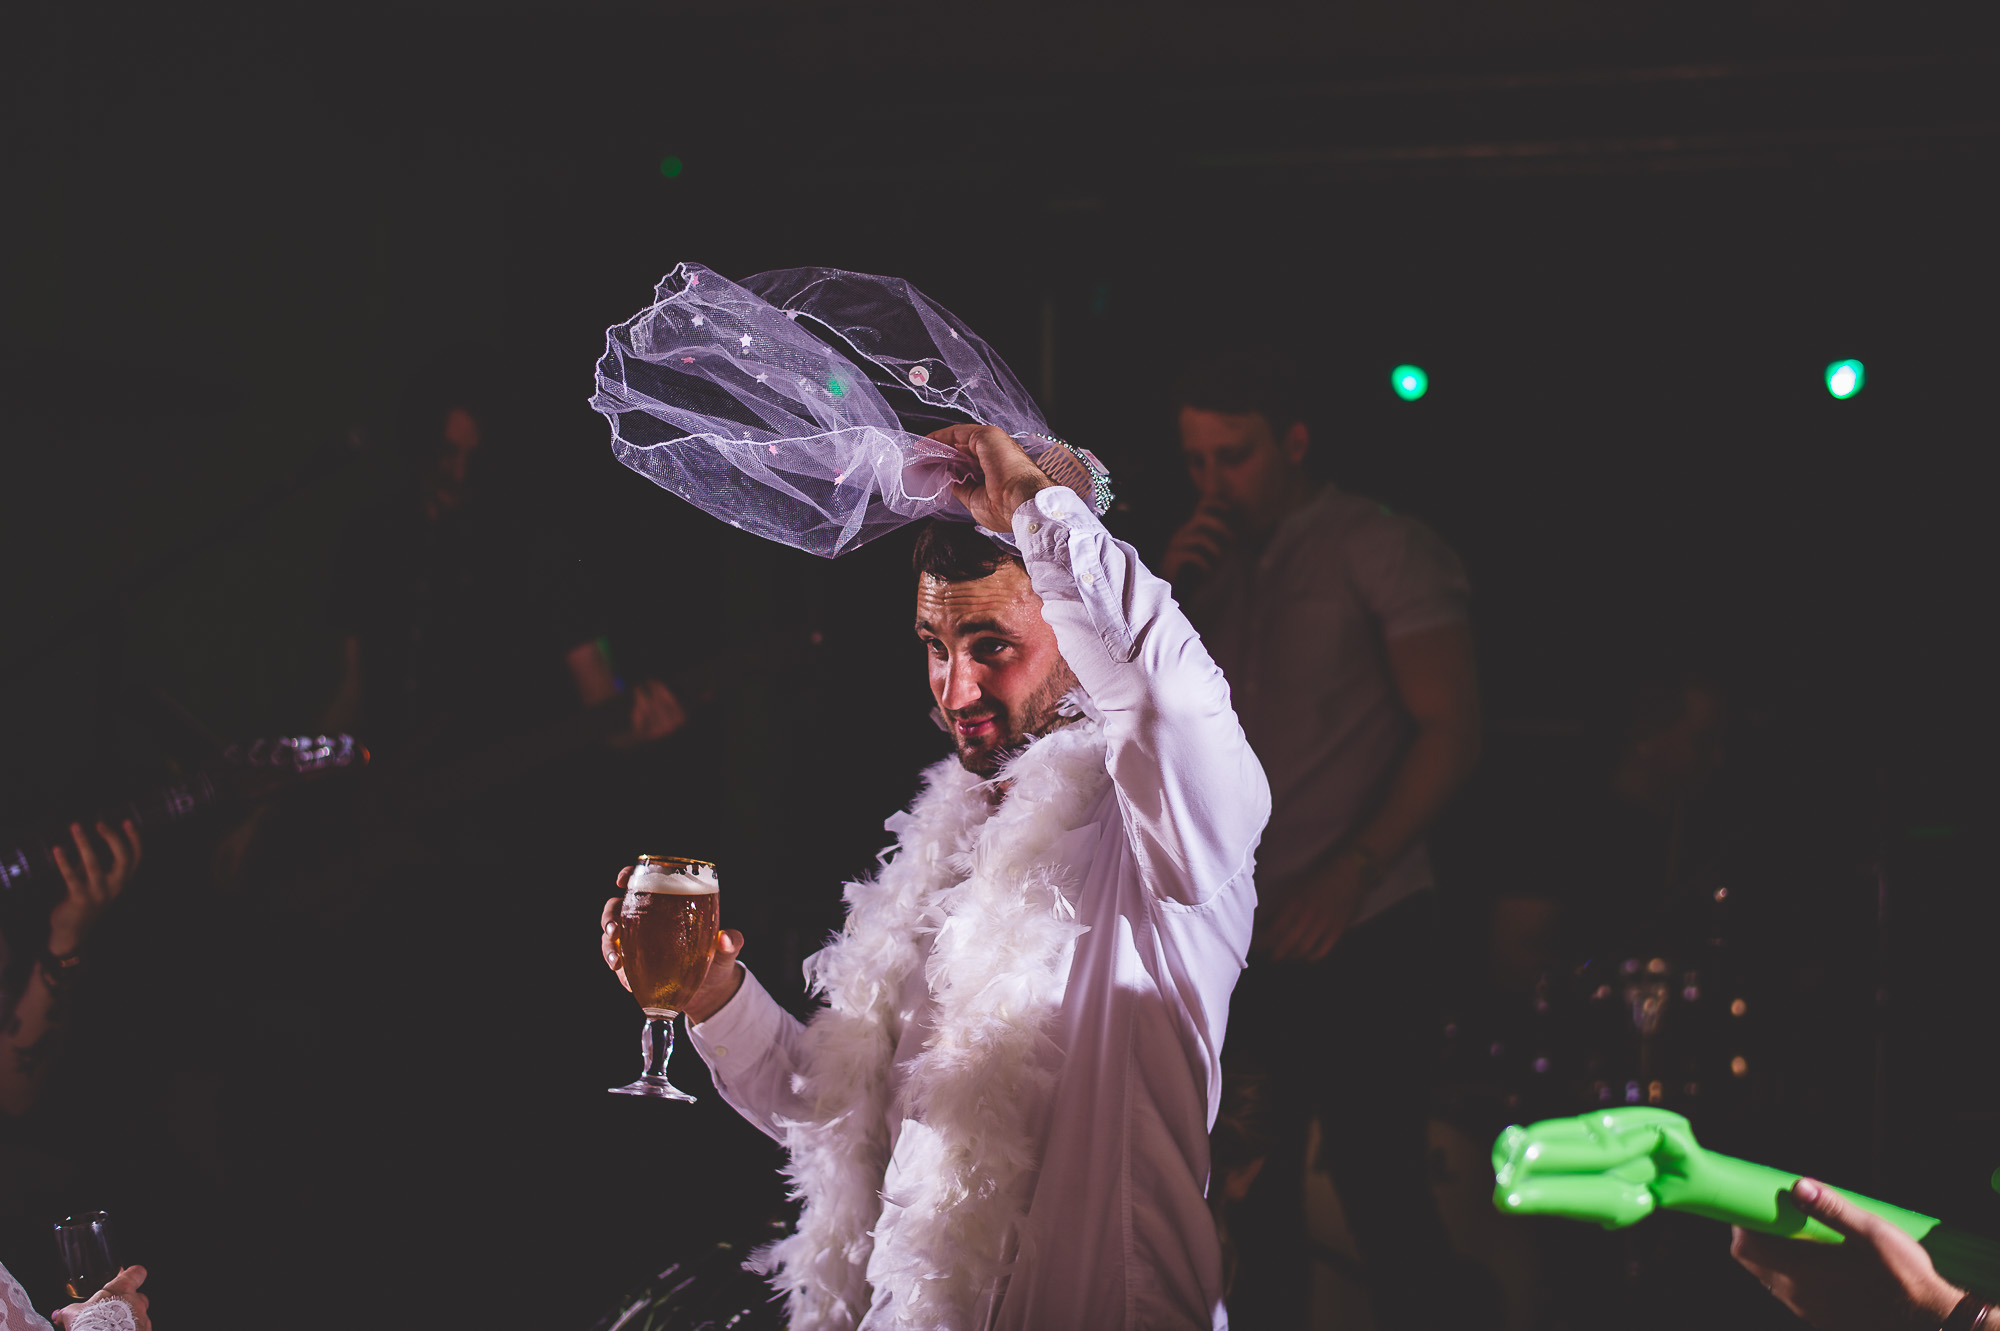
[{"left": 629, "top": 865, "right": 719, "bottom": 895}]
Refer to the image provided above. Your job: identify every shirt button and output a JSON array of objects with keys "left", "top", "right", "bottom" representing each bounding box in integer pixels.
[
  {"left": 1081, "top": 572, "right": 1096, "bottom": 585},
  {"left": 713, "top": 1045, "right": 729, "bottom": 1058},
  {"left": 1027, "top": 521, "right": 1042, "bottom": 534}
]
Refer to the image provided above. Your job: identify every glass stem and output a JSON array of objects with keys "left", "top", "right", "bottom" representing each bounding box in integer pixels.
[{"left": 641, "top": 1015, "right": 677, "bottom": 1079}]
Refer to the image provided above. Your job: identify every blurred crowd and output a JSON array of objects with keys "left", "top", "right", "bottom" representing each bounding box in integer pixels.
[{"left": 0, "top": 348, "right": 1982, "bottom": 1331}]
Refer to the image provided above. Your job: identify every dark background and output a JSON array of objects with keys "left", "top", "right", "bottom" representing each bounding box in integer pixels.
[{"left": 2, "top": 1, "right": 1996, "bottom": 1327}]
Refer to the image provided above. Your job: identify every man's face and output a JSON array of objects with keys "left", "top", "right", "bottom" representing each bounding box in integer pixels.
[
  {"left": 1178, "top": 406, "right": 1308, "bottom": 537},
  {"left": 915, "top": 562, "right": 1077, "bottom": 775}
]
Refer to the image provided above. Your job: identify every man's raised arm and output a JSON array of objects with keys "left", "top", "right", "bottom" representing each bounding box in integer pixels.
[
  {"left": 1012, "top": 486, "right": 1269, "bottom": 905},
  {"left": 939, "top": 424, "right": 1270, "bottom": 908}
]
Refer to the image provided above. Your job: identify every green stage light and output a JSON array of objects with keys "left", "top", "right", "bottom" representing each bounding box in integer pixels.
[
  {"left": 1390, "top": 365, "right": 1429, "bottom": 401},
  {"left": 1825, "top": 359, "right": 1864, "bottom": 399},
  {"left": 659, "top": 155, "right": 685, "bottom": 179}
]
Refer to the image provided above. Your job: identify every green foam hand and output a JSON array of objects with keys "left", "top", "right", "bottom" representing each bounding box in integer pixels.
[{"left": 1490, "top": 1108, "right": 1940, "bottom": 1244}]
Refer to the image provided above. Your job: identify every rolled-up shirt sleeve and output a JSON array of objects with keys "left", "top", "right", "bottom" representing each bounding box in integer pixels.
[
  {"left": 686, "top": 966, "right": 812, "bottom": 1142},
  {"left": 1011, "top": 487, "right": 1271, "bottom": 906}
]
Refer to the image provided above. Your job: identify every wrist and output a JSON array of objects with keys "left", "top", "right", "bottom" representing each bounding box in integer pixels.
[
  {"left": 686, "top": 963, "right": 745, "bottom": 1026},
  {"left": 1004, "top": 475, "right": 1053, "bottom": 524},
  {"left": 37, "top": 944, "right": 84, "bottom": 993},
  {"left": 1940, "top": 1292, "right": 1987, "bottom": 1331}
]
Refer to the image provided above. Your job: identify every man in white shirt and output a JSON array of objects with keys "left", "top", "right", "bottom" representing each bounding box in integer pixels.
[{"left": 601, "top": 425, "right": 1270, "bottom": 1331}]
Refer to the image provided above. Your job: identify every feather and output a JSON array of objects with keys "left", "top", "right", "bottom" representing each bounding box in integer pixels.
[{"left": 755, "top": 720, "right": 1112, "bottom": 1330}]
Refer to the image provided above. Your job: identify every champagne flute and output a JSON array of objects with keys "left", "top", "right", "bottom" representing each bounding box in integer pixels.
[
  {"left": 607, "top": 855, "right": 720, "bottom": 1101},
  {"left": 54, "top": 1211, "right": 118, "bottom": 1302}
]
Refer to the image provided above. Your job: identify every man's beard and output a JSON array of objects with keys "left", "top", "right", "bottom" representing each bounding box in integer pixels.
[{"left": 946, "top": 663, "right": 1081, "bottom": 776}]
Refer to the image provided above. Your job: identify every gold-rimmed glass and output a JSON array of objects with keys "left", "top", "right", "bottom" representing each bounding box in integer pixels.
[{"left": 607, "top": 855, "right": 720, "bottom": 1101}]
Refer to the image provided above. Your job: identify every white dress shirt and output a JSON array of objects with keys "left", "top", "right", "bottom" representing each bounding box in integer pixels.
[{"left": 688, "top": 486, "right": 1270, "bottom": 1330}]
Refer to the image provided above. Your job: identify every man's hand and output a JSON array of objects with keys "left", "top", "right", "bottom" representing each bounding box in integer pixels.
[
  {"left": 48, "top": 820, "right": 142, "bottom": 956},
  {"left": 617, "top": 677, "right": 687, "bottom": 747},
  {"left": 929, "top": 424, "right": 1051, "bottom": 532},
  {"left": 1162, "top": 499, "right": 1238, "bottom": 587},
  {"left": 601, "top": 874, "right": 745, "bottom": 1024},
  {"left": 1731, "top": 1179, "right": 1965, "bottom": 1331},
  {"left": 52, "top": 1264, "right": 150, "bottom": 1330},
  {"left": 1258, "top": 849, "right": 1372, "bottom": 963}
]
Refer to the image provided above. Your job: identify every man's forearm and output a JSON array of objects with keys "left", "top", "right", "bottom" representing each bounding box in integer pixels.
[
  {"left": 1348, "top": 718, "right": 1481, "bottom": 868},
  {"left": 1012, "top": 489, "right": 1271, "bottom": 906},
  {"left": 0, "top": 964, "right": 67, "bottom": 1116}
]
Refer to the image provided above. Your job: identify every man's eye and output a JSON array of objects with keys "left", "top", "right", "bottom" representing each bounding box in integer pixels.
[
  {"left": 921, "top": 639, "right": 946, "bottom": 658},
  {"left": 975, "top": 639, "right": 1009, "bottom": 658}
]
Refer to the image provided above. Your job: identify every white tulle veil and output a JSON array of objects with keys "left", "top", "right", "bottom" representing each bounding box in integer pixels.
[{"left": 589, "top": 264, "right": 1108, "bottom": 557}]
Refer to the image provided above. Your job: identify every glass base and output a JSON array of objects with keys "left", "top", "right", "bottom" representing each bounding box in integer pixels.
[{"left": 608, "top": 1074, "right": 697, "bottom": 1102}]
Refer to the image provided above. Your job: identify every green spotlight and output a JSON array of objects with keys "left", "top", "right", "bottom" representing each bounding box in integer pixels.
[
  {"left": 1825, "top": 359, "right": 1864, "bottom": 399},
  {"left": 1390, "top": 364, "right": 1429, "bottom": 401},
  {"left": 659, "top": 155, "right": 685, "bottom": 179}
]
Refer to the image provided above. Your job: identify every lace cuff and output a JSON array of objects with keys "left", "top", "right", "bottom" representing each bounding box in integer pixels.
[{"left": 65, "top": 1300, "right": 137, "bottom": 1331}]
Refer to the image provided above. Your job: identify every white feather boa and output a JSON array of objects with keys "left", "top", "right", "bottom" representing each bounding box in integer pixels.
[{"left": 750, "top": 715, "right": 1112, "bottom": 1331}]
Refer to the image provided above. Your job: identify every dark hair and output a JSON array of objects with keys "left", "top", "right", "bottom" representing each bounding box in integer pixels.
[
  {"left": 1171, "top": 348, "right": 1305, "bottom": 439},
  {"left": 911, "top": 519, "right": 1023, "bottom": 582}
]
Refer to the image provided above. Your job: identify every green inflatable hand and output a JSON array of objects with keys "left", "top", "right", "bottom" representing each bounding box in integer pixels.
[{"left": 1491, "top": 1108, "right": 1939, "bottom": 1244}]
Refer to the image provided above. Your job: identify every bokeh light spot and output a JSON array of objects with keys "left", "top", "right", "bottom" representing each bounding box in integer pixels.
[
  {"left": 659, "top": 155, "right": 685, "bottom": 179},
  {"left": 1391, "top": 364, "right": 1429, "bottom": 401},
  {"left": 1825, "top": 359, "right": 1864, "bottom": 399}
]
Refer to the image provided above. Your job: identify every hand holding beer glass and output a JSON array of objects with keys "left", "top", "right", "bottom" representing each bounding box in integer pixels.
[{"left": 602, "top": 855, "right": 721, "bottom": 1101}]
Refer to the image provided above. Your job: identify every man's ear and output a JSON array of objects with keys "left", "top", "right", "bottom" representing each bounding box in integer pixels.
[{"left": 1282, "top": 420, "right": 1310, "bottom": 467}]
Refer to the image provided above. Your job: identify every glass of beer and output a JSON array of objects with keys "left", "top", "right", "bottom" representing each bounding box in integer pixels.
[{"left": 607, "top": 855, "right": 720, "bottom": 1101}]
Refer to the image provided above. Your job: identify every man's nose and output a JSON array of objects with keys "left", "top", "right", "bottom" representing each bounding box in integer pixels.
[{"left": 939, "top": 657, "right": 983, "bottom": 711}]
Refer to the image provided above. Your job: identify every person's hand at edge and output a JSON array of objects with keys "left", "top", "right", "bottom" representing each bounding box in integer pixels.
[
  {"left": 1162, "top": 499, "right": 1238, "bottom": 587},
  {"left": 1730, "top": 1178, "right": 1967, "bottom": 1331},
  {"left": 48, "top": 820, "right": 142, "bottom": 956},
  {"left": 928, "top": 425, "right": 1050, "bottom": 534},
  {"left": 52, "top": 1264, "right": 149, "bottom": 1331}
]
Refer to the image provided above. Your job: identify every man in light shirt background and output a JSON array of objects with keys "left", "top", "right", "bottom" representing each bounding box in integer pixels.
[{"left": 1166, "top": 351, "right": 1487, "bottom": 1329}]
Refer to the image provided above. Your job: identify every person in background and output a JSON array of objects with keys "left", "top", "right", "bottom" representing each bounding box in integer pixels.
[
  {"left": 1485, "top": 668, "right": 1735, "bottom": 995},
  {"left": 1, "top": 822, "right": 142, "bottom": 1119},
  {"left": 1165, "top": 349, "right": 1485, "bottom": 1328},
  {"left": 1, "top": 829, "right": 147, "bottom": 1324},
  {"left": 323, "top": 381, "right": 683, "bottom": 752}
]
